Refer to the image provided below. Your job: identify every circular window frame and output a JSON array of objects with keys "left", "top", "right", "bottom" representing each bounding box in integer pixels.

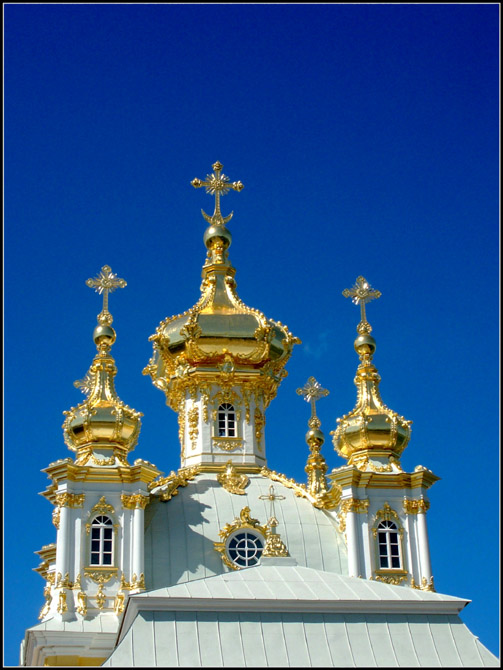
[{"left": 226, "top": 529, "right": 265, "bottom": 569}]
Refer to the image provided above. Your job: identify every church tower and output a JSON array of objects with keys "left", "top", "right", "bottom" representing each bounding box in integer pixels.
[
  {"left": 329, "top": 276, "right": 439, "bottom": 589},
  {"left": 30, "top": 267, "right": 160, "bottom": 665},
  {"left": 143, "top": 162, "right": 300, "bottom": 471}
]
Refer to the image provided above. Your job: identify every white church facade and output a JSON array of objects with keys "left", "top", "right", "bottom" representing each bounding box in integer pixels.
[{"left": 21, "top": 162, "right": 498, "bottom": 667}]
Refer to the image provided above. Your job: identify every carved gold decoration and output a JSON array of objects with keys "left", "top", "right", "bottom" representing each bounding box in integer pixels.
[
  {"left": 114, "top": 590, "right": 125, "bottom": 615},
  {"left": 411, "top": 576, "right": 435, "bottom": 592},
  {"left": 151, "top": 466, "right": 201, "bottom": 501},
  {"left": 187, "top": 406, "right": 199, "bottom": 450},
  {"left": 254, "top": 407, "right": 265, "bottom": 447},
  {"left": 130, "top": 573, "right": 145, "bottom": 590},
  {"left": 263, "top": 518, "right": 289, "bottom": 558},
  {"left": 214, "top": 507, "right": 269, "bottom": 570},
  {"left": 95, "top": 584, "right": 106, "bottom": 610},
  {"left": 52, "top": 506, "right": 61, "bottom": 529},
  {"left": 212, "top": 437, "right": 243, "bottom": 451},
  {"left": 178, "top": 405, "right": 186, "bottom": 460},
  {"left": 260, "top": 466, "right": 341, "bottom": 511},
  {"left": 374, "top": 573, "right": 408, "bottom": 586},
  {"left": 84, "top": 567, "right": 118, "bottom": 585},
  {"left": 91, "top": 496, "right": 115, "bottom": 516},
  {"left": 38, "top": 584, "right": 52, "bottom": 620},
  {"left": 55, "top": 572, "right": 71, "bottom": 589},
  {"left": 403, "top": 498, "right": 430, "bottom": 514},
  {"left": 56, "top": 591, "right": 68, "bottom": 614},
  {"left": 55, "top": 492, "right": 85, "bottom": 508},
  {"left": 76, "top": 591, "right": 88, "bottom": 616},
  {"left": 217, "top": 461, "right": 249, "bottom": 494},
  {"left": 121, "top": 493, "right": 150, "bottom": 510},
  {"left": 337, "top": 498, "right": 369, "bottom": 533}
]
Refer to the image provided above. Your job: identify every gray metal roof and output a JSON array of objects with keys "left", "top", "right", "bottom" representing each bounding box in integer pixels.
[
  {"left": 103, "top": 564, "right": 498, "bottom": 667},
  {"left": 144, "top": 473, "right": 348, "bottom": 589}
]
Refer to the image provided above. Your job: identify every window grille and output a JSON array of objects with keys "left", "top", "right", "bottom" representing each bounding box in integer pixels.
[
  {"left": 90, "top": 515, "right": 114, "bottom": 566},
  {"left": 218, "top": 403, "right": 236, "bottom": 437},
  {"left": 227, "top": 531, "right": 264, "bottom": 567},
  {"left": 377, "top": 519, "right": 402, "bottom": 569}
]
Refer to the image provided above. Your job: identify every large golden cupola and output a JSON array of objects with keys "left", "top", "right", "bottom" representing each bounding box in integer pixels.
[
  {"left": 331, "top": 276, "right": 411, "bottom": 472},
  {"left": 144, "top": 162, "right": 300, "bottom": 470},
  {"left": 62, "top": 266, "right": 142, "bottom": 466}
]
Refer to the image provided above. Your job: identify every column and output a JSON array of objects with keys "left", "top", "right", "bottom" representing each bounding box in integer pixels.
[
  {"left": 55, "top": 504, "right": 71, "bottom": 580},
  {"left": 346, "top": 509, "right": 360, "bottom": 577},
  {"left": 416, "top": 510, "right": 432, "bottom": 580}
]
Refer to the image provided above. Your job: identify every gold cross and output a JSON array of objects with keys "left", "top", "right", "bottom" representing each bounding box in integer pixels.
[
  {"left": 259, "top": 485, "right": 285, "bottom": 522},
  {"left": 342, "top": 276, "right": 381, "bottom": 333},
  {"left": 191, "top": 161, "right": 244, "bottom": 226},
  {"left": 296, "top": 377, "right": 329, "bottom": 426},
  {"left": 86, "top": 265, "right": 127, "bottom": 325}
]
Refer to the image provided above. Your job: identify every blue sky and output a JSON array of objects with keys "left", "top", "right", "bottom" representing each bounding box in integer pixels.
[{"left": 4, "top": 3, "right": 499, "bottom": 664}]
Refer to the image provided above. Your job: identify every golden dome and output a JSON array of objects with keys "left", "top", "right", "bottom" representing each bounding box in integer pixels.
[
  {"left": 331, "top": 277, "right": 411, "bottom": 472},
  {"left": 143, "top": 162, "right": 300, "bottom": 410},
  {"left": 62, "top": 266, "right": 142, "bottom": 466}
]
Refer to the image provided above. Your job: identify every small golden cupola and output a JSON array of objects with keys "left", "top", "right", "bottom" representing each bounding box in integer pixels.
[
  {"left": 144, "top": 162, "right": 300, "bottom": 470},
  {"left": 331, "top": 276, "right": 411, "bottom": 473},
  {"left": 62, "top": 265, "right": 142, "bottom": 466}
]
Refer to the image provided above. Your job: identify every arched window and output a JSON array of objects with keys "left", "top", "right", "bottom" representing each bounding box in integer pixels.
[
  {"left": 377, "top": 519, "right": 401, "bottom": 569},
  {"left": 227, "top": 530, "right": 264, "bottom": 568},
  {"left": 218, "top": 403, "right": 236, "bottom": 437},
  {"left": 90, "top": 515, "right": 114, "bottom": 566}
]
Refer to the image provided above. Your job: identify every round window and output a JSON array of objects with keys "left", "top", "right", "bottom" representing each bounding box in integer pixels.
[{"left": 227, "top": 530, "right": 264, "bottom": 568}]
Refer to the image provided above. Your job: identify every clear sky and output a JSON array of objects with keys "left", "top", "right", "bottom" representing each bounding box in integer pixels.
[{"left": 4, "top": 3, "right": 499, "bottom": 665}]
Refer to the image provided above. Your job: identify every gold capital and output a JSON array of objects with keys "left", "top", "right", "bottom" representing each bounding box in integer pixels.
[{"left": 191, "top": 161, "right": 243, "bottom": 226}]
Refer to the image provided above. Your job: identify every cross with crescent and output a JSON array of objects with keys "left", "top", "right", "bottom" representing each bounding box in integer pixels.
[
  {"left": 191, "top": 161, "right": 244, "bottom": 226},
  {"left": 86, "top": 265, "right": 127, "bottom": 325},
  {"left": 342, "top": 276, "right": 381, "bottom": 333},
  {"left": 259, "top": 485, "right": 285, "bottom": 523},
  {"left": 296, "top": 376, "right": 329, "bottom": 426}
]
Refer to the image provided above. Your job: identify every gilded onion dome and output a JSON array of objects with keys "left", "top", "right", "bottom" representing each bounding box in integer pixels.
[
  {"left": 62, "top": 266, "right": 142, "bottom": 466},
  {"left": 331, "top": 277, "right": 411, "bottom": 473},
  {"left": 143, "top": 162, "right": 300, "bottom": 410}
]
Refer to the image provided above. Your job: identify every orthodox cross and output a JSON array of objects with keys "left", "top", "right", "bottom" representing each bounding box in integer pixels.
[
  {"left": 342, "top": 276, "right": 381, "bottom": 333},
  {"left": 296, "top": 377, "right": 329, "bottom": 429},
  {"left": 86, "top": 265, "right": 127, "bottom": 325},
  {"left": 191, "top": 161, "right": 244, "bottom": 226},
  {"left": 259, "top": 485, "right": 285, "bottom": 524}
]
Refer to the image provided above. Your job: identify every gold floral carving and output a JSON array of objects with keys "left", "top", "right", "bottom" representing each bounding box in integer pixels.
[
  {"left": 411, "top": 576, "right": 435, "bottom": 592},
  {"left": 95, "top": 584, "right": 106, "bottom": 609},
  {"left": 187, "top": 407, "right": 199, "bottom": 450},
  {"left": 114, "top": 590, "right": 125, "bottom": 615},
  {"left": 56, "top": 591, "right": 68, "bottom": 614},
  {"left": 55, "top": 572, "right": 71, "bottom": 589},
  {"left": 151, "top": 466, "right": 201, "bottom": 501},
  {"left": 217, "top": 461, "right": 249, "bottom": 495},
  {"left": 403, "top": 498, "right": 430, "bottom": 514},
  {"left": 214, "top": 506, "right": 269, "bottom": 570},
  {"left": 130, "top": 573, "right": 145, "bottom": 590},
  {"left": 76, "top": 591, "right": 88, "bottom": 616},
  {"left": 254, "top": 407, "right": 265, "bottom": 447},
  {"left": 84, "top": 567, "right": 118, "bottom": 585},
  {"left": 178, "top": 405, "right": 185, "bottom": 460},
  {"left": 260, "top": 466, "right": 341, "bottom": 511},
  {"left": 374, "top": 573, "right": 408, "bottom": 586},
  {"left": 263, "top": 518, "right": 289, "bottom": 557},
  {"left": 52, "top": 506, "right": 61, "bottom": 529},
  {"left": 212, "top": 437, "right": 243, "bottom": 451},
  {"left": 91, "top": 496, "right": 115, "bottom": 516},
  {"left": 38, "top": 584, "right": 52, "bottom": 620}
]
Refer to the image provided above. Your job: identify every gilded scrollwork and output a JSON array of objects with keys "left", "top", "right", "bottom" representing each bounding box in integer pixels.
[
  {"left": 337, "top": 498, "right": 369, "bottom": 533},
  {"left": 121, "top": 493, "right": 150, "bottom": 510},
  {"left": 150, "top": 466, "right": 201, "bottom": 502},
  {"left": 217, "top": 461, "right": 249, "bottom": 495},
  {"left": 212, "top": 437, "right": 243, "bottom": 452},
  {"left": 55, "top": 492, "right": 86, "bottom": 508},
  {"left": 90, "top": 496, "right": 115, "bottom": 516},
  {"left": 76, "top": 591, "right": 88, "bottom": 616},
  {"left": 56, "top": 591, "right": 68, "bottom": 614}
]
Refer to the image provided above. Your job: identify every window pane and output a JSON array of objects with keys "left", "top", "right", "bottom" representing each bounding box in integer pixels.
[
  {"left": 391, "top": 556, "right": 401, "bottom": 568},
  {"left": 90, "top": 553, "right": 100, "bottom": 565},
  {"left": 389, "top": 533, "right": 398, "bottom": 543},
  {"left": 104, "top": 541, "right": 112, "bottom": 552},
  {"left": 103, "top": 554, "right": 112, "bottom": 565},
  {"left": 380, "top": 557, "right": 389, "bottom": 568},
  {"left": 91, "top": 540, "right": 100, "bottom": 552},
  {"left": 104, "top": 528, "right": 113, "bottom": 539},
  {"left": 391, "top": 545, "right": 400, "bottom": 556}
]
